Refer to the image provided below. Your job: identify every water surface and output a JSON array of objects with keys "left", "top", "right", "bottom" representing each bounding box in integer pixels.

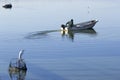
[{"left": 0, "top": 0, "right": 120, "bottom": 80}]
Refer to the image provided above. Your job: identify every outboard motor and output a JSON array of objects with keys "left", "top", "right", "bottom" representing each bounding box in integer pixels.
[{"left": 61, "top": 24, "right": 68, "bottom": 31}]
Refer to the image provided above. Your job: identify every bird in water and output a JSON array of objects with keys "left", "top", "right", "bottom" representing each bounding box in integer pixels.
[
  {"left": 2, "top": 3, "right": 12, "bottom": 9},
  {"left": 18, "top": 50, "right": 24, "bottom": 60},
  {"left": 9, "top": 50, "right": 27, "bottom": 71}
]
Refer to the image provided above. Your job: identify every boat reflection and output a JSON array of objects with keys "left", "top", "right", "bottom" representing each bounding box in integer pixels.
[{"left": 61, "top": 29, "right": 97, "bottom": 41}]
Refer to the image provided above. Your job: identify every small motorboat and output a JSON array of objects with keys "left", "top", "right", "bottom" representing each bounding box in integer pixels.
[{"left": 61, "top": 20, "right": 98, "bottom": 31}]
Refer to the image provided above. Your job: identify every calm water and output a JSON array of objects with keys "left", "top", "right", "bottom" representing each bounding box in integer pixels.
[{"left": 0, "top": 0, "right": 120, "bottom": 80}]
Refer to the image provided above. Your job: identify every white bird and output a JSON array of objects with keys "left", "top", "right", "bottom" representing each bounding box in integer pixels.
[{"left": 18, "top": 50, "right": 24, "bottom": 60}]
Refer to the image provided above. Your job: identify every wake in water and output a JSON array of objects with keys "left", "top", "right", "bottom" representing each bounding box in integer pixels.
[
  {"left": 25, "top": 29, "right": 97, "bottom": 41},
  {"left": 25, "top": 30, "right": 60, "bottom": 39}
]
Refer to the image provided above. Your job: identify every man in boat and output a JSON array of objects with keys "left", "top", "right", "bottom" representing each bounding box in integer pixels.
[{"left": 66, "top": 19, "right": 74, "bottom": 27}]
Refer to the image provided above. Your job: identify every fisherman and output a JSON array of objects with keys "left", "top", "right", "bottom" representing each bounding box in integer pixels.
[{"left": 66, "top": 19, "right": 74, "bottom": 27}]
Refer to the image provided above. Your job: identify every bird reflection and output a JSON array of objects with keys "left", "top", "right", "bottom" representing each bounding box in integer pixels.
[
  {"left": 8, "top": 50, "right": 27, "bottom": 80},
  {"left": 61, "top": 29, "right": 97, "bottom": 41},
  {"left": 9, "top": 69, "right": 27, "bottom": 80}
]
